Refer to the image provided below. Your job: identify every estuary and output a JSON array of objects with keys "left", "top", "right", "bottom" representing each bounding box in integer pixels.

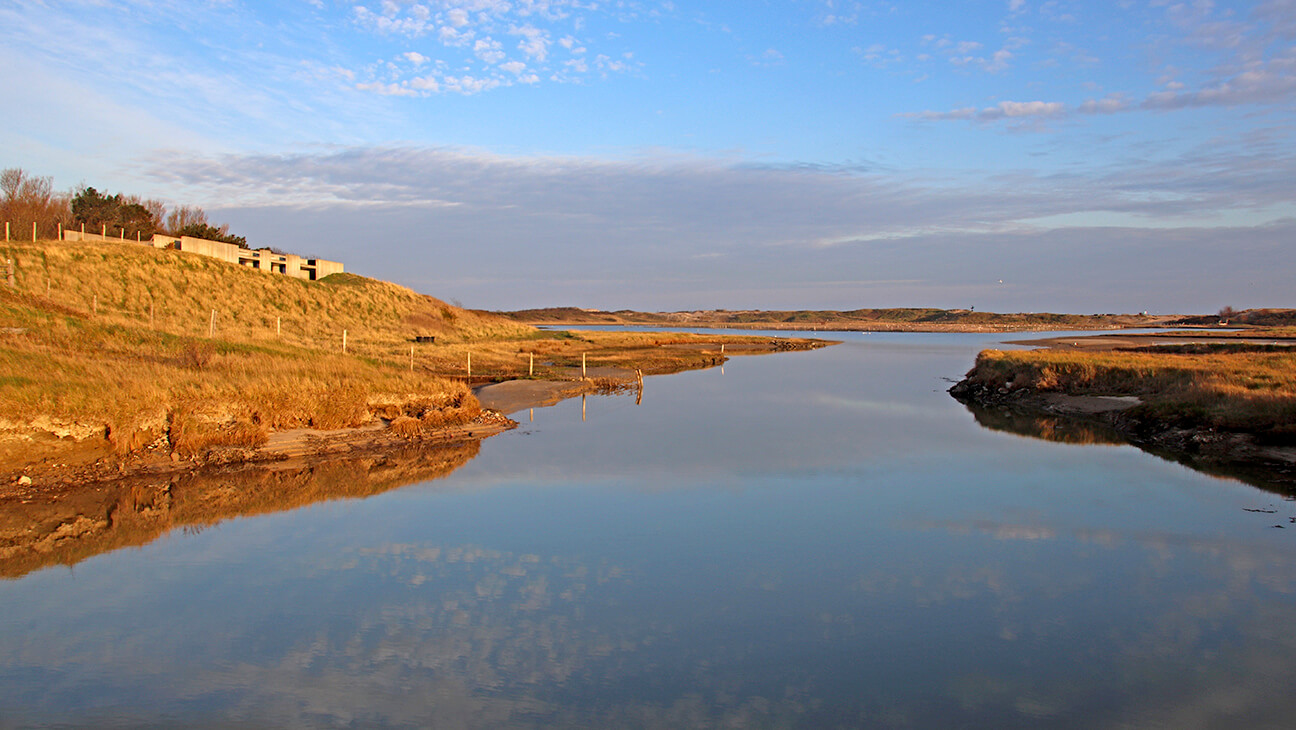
[{"left": 2, "top": 331, "right": 1293, "bottom": 728}]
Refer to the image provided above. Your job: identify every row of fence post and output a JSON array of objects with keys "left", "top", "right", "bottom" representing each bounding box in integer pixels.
[
  {"left": 5, "top": 222, "right": 146, "bottom": 242},
  {"left": 0, "top": 265, "right": 616, "bottom": 383}
]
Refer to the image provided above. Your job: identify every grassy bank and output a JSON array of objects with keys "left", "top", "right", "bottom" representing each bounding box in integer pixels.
[
  {"left": 1, "top": 239, "right": 828, "bottom": 473},
  {"left": 963, "top": 345, "right": 1296, "bottom": 438}
]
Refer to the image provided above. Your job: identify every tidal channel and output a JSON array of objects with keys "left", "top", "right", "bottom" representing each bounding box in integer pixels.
[{"left": 2, "top": 330, "right": 1293, "bottom": 728}]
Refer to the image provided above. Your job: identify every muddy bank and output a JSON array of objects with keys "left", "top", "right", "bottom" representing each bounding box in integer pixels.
[
  {"left": 1, "top": 410, "right": 516, "bottom": 501},
  {"left": 948, "top": 379, "right": 1296, "bottom": 496}
]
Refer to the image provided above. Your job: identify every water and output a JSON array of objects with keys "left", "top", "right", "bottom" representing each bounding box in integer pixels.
[{"left": 2, "top": 332, "right": 1294, "bottom": 728}]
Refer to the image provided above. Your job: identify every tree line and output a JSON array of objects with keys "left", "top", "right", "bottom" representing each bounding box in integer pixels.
[{"left": 1, "top": 167, "right": 246, "bottom": 246}]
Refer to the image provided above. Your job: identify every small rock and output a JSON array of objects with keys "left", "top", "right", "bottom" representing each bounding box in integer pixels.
[
  {"left": 170, "top": 452, "right": 181, "bottom": 462},
  {"left": 17, "top": 475, "right": 32, "bottom": 486}
]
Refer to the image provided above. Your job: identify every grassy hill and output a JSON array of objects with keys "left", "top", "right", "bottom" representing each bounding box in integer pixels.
[
  {"left": 0, "top": 239, "right": 536, "bottom": 466},
  {"left": 1, "top": 239, "right": 824, "bottom": 474}
]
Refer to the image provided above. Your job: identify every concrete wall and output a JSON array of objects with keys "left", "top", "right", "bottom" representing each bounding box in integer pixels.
[
  {"left": 60, "top": 230, "right": 344, "bottom": 281},
  {"left": 61, "top": 229, "right": 144, "bottom": 243},
  {"left": 174, "top": 236, "right": 344, "bottom": 281}
]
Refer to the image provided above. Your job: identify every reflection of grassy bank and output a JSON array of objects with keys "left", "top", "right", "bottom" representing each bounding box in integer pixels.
[
  {"left": 952, "top": 338, "right": 1296, "bottom": 494},
  {"left": 961, "top": 401, "right": 1128, "bottom": 447},
  {"left": 957, "top": 397, "right": 1296, "bottom": 496},
  {"left": 0, "top": 441, "right": 480, "bottom": 579}
]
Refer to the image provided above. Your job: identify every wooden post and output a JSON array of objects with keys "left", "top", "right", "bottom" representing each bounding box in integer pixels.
[
  {"left": 529, "top": 352, "right": 534, "bottom": 376},
  {"left": 136, "top": 231, "right": 141, "bottom": 242},
  {"left": 410, "top": 345, "right": 414, "bottom": 372},
  {"left": 4, "top": 222, "right": 8, "bottom": 241},
  {"left": 149, "top": 303, "right": 155, "bottom": 328},
  {"left": 46, "top": 278, "right": 51, "bottom": 297},
  {"left": 93, "top": 295, "right": 98, "bottom": 315},
  {"left": 101, "top": 224, "right": 106, "bottom": 237},
  {"left": 119, "top": 228, "right": 124, "bottom": 241},
  {"left": 467, "top": 351, "right": 472, "bottom": 378},
  {"left": 343, "top": 329, "right": 348, "bottom": 354},
  {"left": 209, "top": 309, "right": 216, "bottom": 337},
  {"left": 582, "top": 352, "right": 587, "bottom": 380},
  {"left": 81, "top": 223, "right": 85, "bottom": 236},
  {"left": 58, "top": 223, "right": 62, "bottom": 240},
  {"left": 276, "top": 317, "right": 281, "bottom": 337},
  {"left": 721, "top": 343, "right": 725, "bottom": 355},
  {"left": 32, "top": 221, "right": 37, "bottom": 242}
]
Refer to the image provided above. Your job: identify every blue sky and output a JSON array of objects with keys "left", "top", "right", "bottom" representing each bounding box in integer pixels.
[{"left": 3, "top": 0, "right": 1294, "bottom": 313}]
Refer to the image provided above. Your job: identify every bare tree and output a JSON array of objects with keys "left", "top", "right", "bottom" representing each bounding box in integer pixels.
[
  {"left": 164, "top": 205, "right": 208, "bottom": 234},
  {"left": 0, "top": 167, "right": 71, "bottom": 238}
]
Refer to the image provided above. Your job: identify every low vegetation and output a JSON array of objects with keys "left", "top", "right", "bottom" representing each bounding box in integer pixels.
[
  {"left": 1, "top": 238, "right": 815, "bottom": 473},
  {"left": 963, "top": 345, "right": 1296, "bottom": 438}
]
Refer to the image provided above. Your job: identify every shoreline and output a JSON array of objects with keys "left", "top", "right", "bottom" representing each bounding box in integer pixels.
[
  {"left": 949, "top": 329, "right": 1296, "bottom": 495},
  {"left": 948, "top": 381, "right": 1296, "bottom": 495},
  {"left": 0, "top": 410, "right": 518, "bottom": 502}
]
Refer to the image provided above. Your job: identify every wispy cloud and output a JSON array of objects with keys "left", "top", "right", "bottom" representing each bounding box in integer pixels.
[
  {"left": 141, "top": 141, "right": 1296, "bottom": 311},
  {"left": 346, "top": 0, "right": 640, "bottom": 95}
]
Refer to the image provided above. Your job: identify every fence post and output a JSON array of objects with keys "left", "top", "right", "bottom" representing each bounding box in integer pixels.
[
  {"left": 149, "top": 303, "right": 155, "bottom": 328},
  {"left": 343, "top": 329, "right": 347, "bottom": 354},
  {"left": 467, "top": 351, "right": 472, "bottom": 378},
  {"left": 4, "top": 222, "right": 8, "bottom": 241},
  {"left": 101, "top": 224, "right": 106, "bottom": 237},
  {"left": 582, "top": 352, "right": 587, "bottom": 379},
  {"left": 32, "top": 221, "right": 37, "bottom": 242},
  {"left": 58, "top": 223, "right": 62, "bottom": 240},
  {"left": 276, "top": 316, "right": 281, "bottom": 337},
  {"left": 529, "top": 352, "right": 534, "bottom": 376},
  {"left": 93, "top": 295, "right": 98, "bottom": 315},
  {"left": 410, "top": 345, "right": 414, "bottom": 372},
  {"left": 209, "top": 309, "right": 216, "bottom": 337}
]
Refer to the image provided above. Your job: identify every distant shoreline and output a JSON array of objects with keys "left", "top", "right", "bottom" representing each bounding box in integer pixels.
[{"left": 486, "top": 306, "right": 1193, "bottom": 333}]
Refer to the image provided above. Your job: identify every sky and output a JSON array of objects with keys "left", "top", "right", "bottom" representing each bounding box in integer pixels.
[{"left": 2, "top": 0, "right": 1294, "bottom": 314}]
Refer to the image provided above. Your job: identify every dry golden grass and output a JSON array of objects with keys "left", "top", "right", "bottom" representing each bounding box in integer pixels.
[
  {"left": 1, "top": 239, "right": 808, "bottom": 467},
  {"left": 967, "top": 346, "right": 1296, "bottom": 431},
  {"left": 0, "top": 239, "right": 516, "bottom": 460},
  {"left": 1, "top": 238, "right": 532, "bottom": 350}
]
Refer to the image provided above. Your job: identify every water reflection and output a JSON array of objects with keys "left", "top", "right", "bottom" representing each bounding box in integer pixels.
[
  {"left": 3, "top": 332, "right": 1296, "bottom": 727},
  {"left": 956, "top": 398, "right": 1296, "bottom": 496},
  {"left": 0, "top": 442, "right": 480, "bottom": 580}
]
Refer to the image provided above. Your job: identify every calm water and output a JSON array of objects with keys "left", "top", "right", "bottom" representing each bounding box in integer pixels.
[{"left": 2, "top": 331, "right": 1294, "bottom": 729}]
